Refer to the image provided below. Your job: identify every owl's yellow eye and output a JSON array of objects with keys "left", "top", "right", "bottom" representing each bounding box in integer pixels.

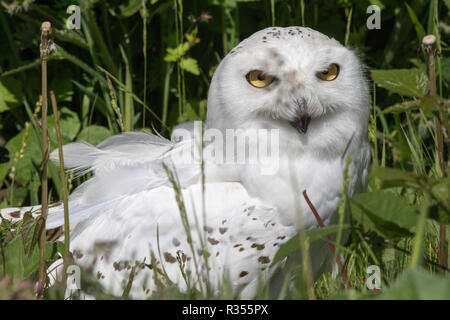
[
  {"left": 316, "top": 63, "right": 340, "bottom": 81},
  {"left": 246, "top": 70, "right": 275, "bottom": 88}
]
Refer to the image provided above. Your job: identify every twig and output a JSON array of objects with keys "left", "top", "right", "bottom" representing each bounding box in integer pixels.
[
  {"left": 50, "top": 91, "right": 71, "bottom": 282},
  {"left": 37, "top": 21, "right": 51, "bottom": 298},
  {"left": 303, "top": 190, "right": 352, "bottom": 289},
  {"left": 422, "top": 34, "right": 447, "bottom": 273}
]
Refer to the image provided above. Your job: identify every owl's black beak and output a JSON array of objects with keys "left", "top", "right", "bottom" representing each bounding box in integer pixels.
[
  {"left": 290, "top": 98, "right": 311, "bottom": 134},
  {"left": 290, "top": 115, "right": 311, "bottom": 134}
]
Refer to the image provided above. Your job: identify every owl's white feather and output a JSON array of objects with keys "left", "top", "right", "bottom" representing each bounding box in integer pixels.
[{"left": 0, "top": 27, "right": 370, "bottom": 299}]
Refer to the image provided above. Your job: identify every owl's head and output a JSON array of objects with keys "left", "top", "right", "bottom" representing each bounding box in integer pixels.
[{"left": 206, "top": 27, "right": 369, "bottom": 155}]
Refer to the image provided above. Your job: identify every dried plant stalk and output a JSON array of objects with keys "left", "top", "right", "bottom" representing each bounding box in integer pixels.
[
  {"left": 37, "top": 21, "right": 52, "bottom": 298},
  {"left": 50, "top": 91, "right": 71, "bottom": 281}
]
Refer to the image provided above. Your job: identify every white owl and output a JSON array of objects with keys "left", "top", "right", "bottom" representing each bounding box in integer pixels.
[{"left": 0, "top": 27, "right": 370, "bottom": 299}]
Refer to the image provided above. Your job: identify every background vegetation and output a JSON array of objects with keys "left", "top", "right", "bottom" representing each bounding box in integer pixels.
[{"left": 0, "top": 0, "right": 449, "bottom": 299}]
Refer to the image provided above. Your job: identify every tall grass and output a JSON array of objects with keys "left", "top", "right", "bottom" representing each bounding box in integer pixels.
[{"left": 0, "top": 0, "right": 448, "bottom": 299}]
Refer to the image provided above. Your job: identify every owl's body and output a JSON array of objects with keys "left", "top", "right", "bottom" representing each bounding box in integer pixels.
[{"left": 0, "top": 27, "right": 370, "bottom": 298}]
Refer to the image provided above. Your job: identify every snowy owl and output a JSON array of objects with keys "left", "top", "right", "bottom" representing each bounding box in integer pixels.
[{"left": 0, "top": 27, "right": 370, "bottom": 299}]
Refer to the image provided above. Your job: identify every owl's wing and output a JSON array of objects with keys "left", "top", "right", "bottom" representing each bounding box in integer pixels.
[{"left": 63, "top": 182, "right": 295, "bottom": 299}]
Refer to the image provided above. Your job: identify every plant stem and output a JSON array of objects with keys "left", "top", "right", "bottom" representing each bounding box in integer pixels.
[
  {"left": 37, "top": 21, "right": 51, "bottom": 298},
  {"left": 422, "top": 34, "right": 447, "bottom": 273},
  {"left": 141, "top": 0, "right": 148, "bottom": 128},
  {"left": 50, "top": 91, "right": 71, "bottom": 283},
  {"left": 411, "top": 191, "right": 431, "bottom": 267},
  {"left": 303, "top": 190, "right": 352, "bottom": 290}
]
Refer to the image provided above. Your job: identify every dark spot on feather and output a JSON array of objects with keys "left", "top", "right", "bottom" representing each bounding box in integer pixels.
[
  {"left": 73, "top": 250, "right": 83, "bottom": 259},
  {"left": 234, "top": 243, "right": 241, "bottom": 248},
  {"left": 239, "top": 271, "right": 249, "bottom": 278},
  {"left": 204, "top": 225, "right": 213, "bottom": 234},
  {"left": 208, "top": 237, "right": 219, "bottom": 245},
  {"left": 251, "top": 243, "right": 265, "bottom": 250},
  {"left": 163, "top": 252, "right": 177, "bottom": 263},
  {"left": 277, "top": 236, "right": 286, "bottom": 240},
  {"left": 258, "top": 256, "right": 271, "bottom": 264},
  {"left": 113, "top": 261, "right": 123, "bottom": 271},
  {"left": 216, "top": 252, "right": 220, "bottom": 257},
  {"left": 172, "top": 237, "right": 181, "bottom": 247},
  {"left": 239, "top": 247, "right": 245, "bottom": 252},
  {"left": 8, "top": 210, "right": 21, "bottom": 218},
  {"left": 219, "top": 227, "right": 228, "bottom": 234},
  {"left": 222, "top": 219, "right": 227, "bottom": 224}
]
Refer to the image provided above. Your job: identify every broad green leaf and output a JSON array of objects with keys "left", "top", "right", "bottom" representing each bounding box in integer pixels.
[
  {"left": 382, "top": 96, "right": 436, "bottom": 117},
  {"left": 48, "top": 107, "right": 81, "bottom": 146},
  {"left": 50, "top": 72, "right": 74, "bottom": 102},
  {"left": 378, "top": 268, "right": 450, "bottom": 299},
  {"left": 370, "top": 166, "right": 425, "bottom": 189},
  {"left": 180, "top": 58, "right": 200, "bottom": 76},
  {"left": 0, "top": 77, "right": 23, "bottom": 112},
  {"left": 350, "top": 191, "right": 419, "bottom": 238},
  {"left": 2, "top": 236, "right": 25, "bottom": 280},
  {"left": 4, "top": 107, "right": 80, "bottom": 187},
  {"left": 20, "top": 211, "right": 42, "bottom": 258},
  {"left": 0, "top": 236, "right": 57, "bottom": 281},
  {"left": 271, "top": 224, "right": 351, "bottom": 266},
  {"left": 370, "top": 69, "right": 429, "bottom": 97},
  {"left": 77, "top": 125, "right": 111, "bottom": 145},
  {"left": 431, "top": 178, "right": 450, "bottom": 201}
]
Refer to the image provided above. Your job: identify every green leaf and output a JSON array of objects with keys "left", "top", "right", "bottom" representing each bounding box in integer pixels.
[
  {"left": 0, "top": 77, "right": 23, "bottom": 112},
  {"left": 48, "top": 107, "right": 81, "bottom": 146},
  {"left": 370, "top": 166, "right": 424, "bottom": 189},
  {"left": 179, "top": 58, "right": 200, "bottom": 76},
  {"left": 370, "top": 69, "right": 429, "bottom": 97},
  {"left": 432, "top": 178, "right": 450, "bottom": 201},
  {"left": 381, "top": 96, "right": 436, "bottom": 117},
  {"left": 441, "top": 57, "right": 450, "bottom": 83},
  {"left": 164, "top": 43, "right": 190, "bottom": 62},
  {"left": 350, "top": 191, "right": 419, "bottom": 238},
  {"left": 271, "top": 224, "right": 351, "bottom": 266},
  {"left": 77, "top": 125, "right": 111, "bottom": 145},
  {"left": 0, "top": 236, "right": 57, "bottom": 281},
  {"left": 119, "top": 0, "right": 142, "bottom": 18},
  {"left": 2, "top": 237, "right": 25, "bottom": 280},
  {"left": 50, "top": 71, "right": 74, "bottom": 102},
  {"left": 428, "top": 204, "right": 450, "bottom": 225},
  {"left": 3, "top": 107, "right": 80, "bottom": 187},
  {"left": 405, "top": 2, "right": 426, "bottom": 41},
  {"left": 378, "top": 268, "right": 450, "bottom": 299},
  {"left": 19, "top": 211, "right": 43, "bottom": 259}
]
